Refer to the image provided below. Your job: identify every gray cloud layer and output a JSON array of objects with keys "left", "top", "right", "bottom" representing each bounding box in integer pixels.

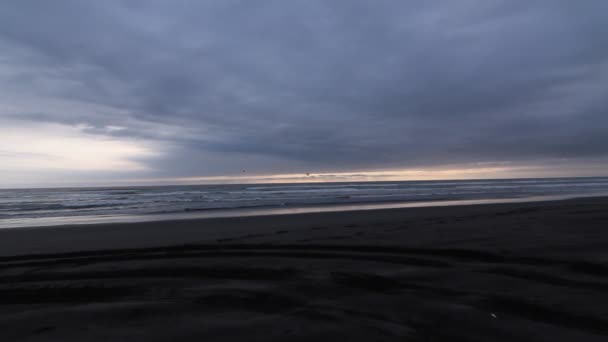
[{"left": 1, "top": 0, "right": 608, "bottom": 179}]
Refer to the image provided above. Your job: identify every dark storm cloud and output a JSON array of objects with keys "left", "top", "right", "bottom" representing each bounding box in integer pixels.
[{"left": 1, "top": 0, "right": 608, "bottom": 177}]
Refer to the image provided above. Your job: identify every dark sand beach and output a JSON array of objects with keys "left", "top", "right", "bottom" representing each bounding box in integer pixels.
[{"left": 1, "top": 197, "right": 607, "bottom": 341}]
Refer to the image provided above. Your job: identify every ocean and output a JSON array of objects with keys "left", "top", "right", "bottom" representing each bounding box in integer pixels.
[{"left": 1, "top": 177, "right": 608, "bottom": 228}]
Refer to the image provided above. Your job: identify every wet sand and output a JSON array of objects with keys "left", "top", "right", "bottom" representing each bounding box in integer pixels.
[{"left": 0, "top": 197, "right": 607, "bottom": 341}]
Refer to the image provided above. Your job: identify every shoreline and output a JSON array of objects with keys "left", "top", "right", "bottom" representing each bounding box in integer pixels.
[
  {"left": 1, "top": 195, "right": 607, "bottom": 257},
  {"left": 3, "top": 191, "right": 608, "bottom": 230}
]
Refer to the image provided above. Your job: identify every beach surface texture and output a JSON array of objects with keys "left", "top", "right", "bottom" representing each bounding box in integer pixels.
[{"left": 0, "top": 197, "right": 607, "bottom": 341}]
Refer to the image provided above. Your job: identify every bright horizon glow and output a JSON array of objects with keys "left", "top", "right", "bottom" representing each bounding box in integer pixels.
[
  {"left": 134, "top": 165, "right": 608, "bottom": 186},
  {"left": 3, "top": 161, "right": 607, "bottom": 189}
]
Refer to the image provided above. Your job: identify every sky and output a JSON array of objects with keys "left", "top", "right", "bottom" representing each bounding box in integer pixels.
[{"left": 1, "top": 1, "right": 608, "bottom": 187}]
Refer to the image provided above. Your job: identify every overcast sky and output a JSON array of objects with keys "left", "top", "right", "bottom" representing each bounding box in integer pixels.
[{"left": 1, "top": 1, "right": 607, "bottom": 187}]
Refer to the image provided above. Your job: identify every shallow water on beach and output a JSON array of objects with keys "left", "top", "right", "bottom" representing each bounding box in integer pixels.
[{"left": 1, "top": 177, "right": 608, "bottom": 228}]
